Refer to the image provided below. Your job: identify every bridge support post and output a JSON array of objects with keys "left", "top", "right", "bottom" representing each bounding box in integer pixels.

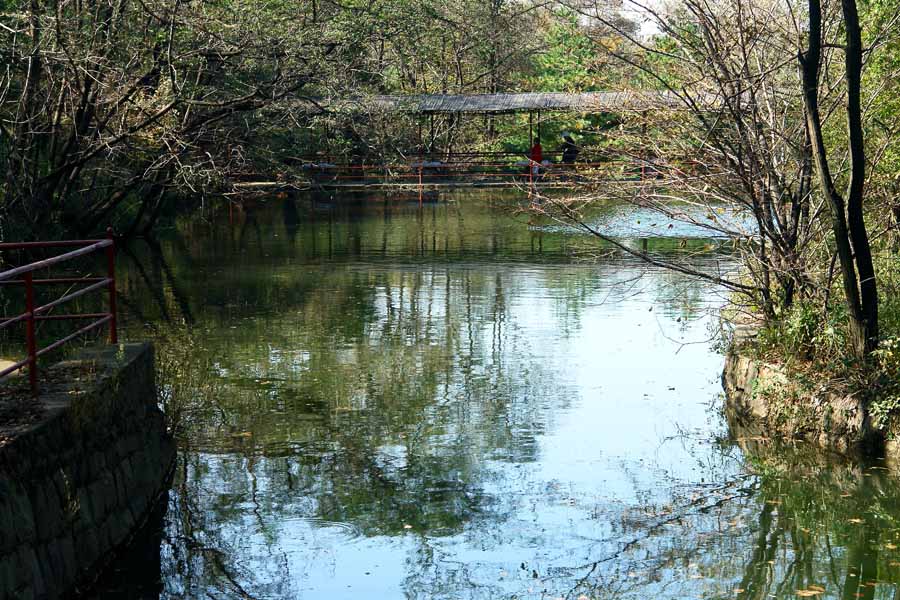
[
  {"left": 418, "top": 167, "right": 424, "bottom": 206},
  {"left": 529, "top": 112, "right": 534, "bottom": 146}
]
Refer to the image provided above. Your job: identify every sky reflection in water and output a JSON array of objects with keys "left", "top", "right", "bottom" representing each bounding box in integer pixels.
[{"left": 96, "top": 193, "right": 900, "bottom": 600}]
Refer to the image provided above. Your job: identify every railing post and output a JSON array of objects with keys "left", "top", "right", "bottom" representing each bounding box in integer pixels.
[
  {"left": 106, "top": 228, "right": 118, "bottom": 344},
  {"left": 24, "top": 272, "right": 37, "bottom": 396}
]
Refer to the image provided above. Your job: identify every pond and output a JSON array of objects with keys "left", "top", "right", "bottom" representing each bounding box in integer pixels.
[{"left": 92, "top": 192, "right": 900, "bottom": 600}]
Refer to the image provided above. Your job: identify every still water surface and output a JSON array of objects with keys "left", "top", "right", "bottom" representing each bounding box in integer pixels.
[{"left": 95, "top": 193, "right": 900, "bottom": 599}]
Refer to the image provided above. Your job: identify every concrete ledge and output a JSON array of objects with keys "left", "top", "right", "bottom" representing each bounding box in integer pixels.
[{"left": 0, "top": 343, "right": 175, "bottom": 600}]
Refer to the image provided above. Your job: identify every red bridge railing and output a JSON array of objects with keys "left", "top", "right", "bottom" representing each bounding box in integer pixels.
[
  {"left": 0, "top": 230, "right": 118, "bottom": 396},
  {"left": 283, "top": 150, "right": 690, "bottom": 189}
]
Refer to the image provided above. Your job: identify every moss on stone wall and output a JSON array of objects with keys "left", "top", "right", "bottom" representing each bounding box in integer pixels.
[{"left": 722, "top": 351, "right": 881, "bottom": 456}]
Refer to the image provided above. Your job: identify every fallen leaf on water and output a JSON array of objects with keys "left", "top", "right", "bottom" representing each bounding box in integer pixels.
[
  {"left": 808, "top": 585, "right": 825, "bottom": 592},
  {"left": 848, "top": 518, "right": 865, "bottom": 524},
  {"left": 795, "top": 589, "right": 824, "bottom": 597}
]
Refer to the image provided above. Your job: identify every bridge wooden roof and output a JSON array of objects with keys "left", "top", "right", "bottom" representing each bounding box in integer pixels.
[
  {"left": 412, "top": 92, "right": 684, "bottom": 113},
  {"left": 299, "top": 91, "right": 706, "bottom": 115}
]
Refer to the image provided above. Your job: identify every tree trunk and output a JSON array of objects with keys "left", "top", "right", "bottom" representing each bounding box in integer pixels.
[
  {"left": 841, "top": 0, "right": 878, "bottom": 353},
  {"left": 801, "top": 0, "right": 878, "bottom": 357}
]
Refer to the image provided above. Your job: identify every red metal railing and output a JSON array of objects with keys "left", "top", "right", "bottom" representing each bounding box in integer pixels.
[
  {"left": 287, "top": 151, "right": 699, "bottom": 186},
  {"left": 0, "top": 229, "right": 118, "bottom": 396}
]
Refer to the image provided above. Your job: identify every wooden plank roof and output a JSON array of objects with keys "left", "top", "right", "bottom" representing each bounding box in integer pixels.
[
  {"left": 298, "top": 91, "right": 705, "bottom": 115},
  {"left": 413, "top": 92, "right": 684, "bottom": 113}
]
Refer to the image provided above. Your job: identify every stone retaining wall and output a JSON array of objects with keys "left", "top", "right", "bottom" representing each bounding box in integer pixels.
[
  {"left": 722, "top": 351, "right": 881, "bottom": 456},
  {"left": 0, "top": 343, "right": 175, "bottom": 600}
]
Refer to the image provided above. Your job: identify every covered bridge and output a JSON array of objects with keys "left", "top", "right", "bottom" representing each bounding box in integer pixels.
[
  {"left": 269, "top": 91, "right": 711, "bottom": 192},
  {"left": 296, "top": 90, "right": 703, "bottom": 153}
]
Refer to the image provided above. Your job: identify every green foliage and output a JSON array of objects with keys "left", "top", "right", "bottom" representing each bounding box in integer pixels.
[
  {"left": 875, "top": 255, "right": 900, "bottom": 339},
  {"left": 868, "top": 337, "right": 900, "bottom": 429},
  {"left": 527, "top": 10, "right": 604, "bottom": 93},
  {"left": 861, "top": 0, "right": 900, "bottom": 190},
  {"left": 750, "top": 248, "right": 900, "bottom": 428},
  {"left": 866, "top": 258, "right": 900, "bottom": 428},
  {"left": 756, "top": 301, "right": 848, "bottom": 367}
]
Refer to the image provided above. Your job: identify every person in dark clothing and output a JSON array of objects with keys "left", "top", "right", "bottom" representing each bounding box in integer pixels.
[{"left": 561, "top": 134, "right": 579, "bottom": 164}]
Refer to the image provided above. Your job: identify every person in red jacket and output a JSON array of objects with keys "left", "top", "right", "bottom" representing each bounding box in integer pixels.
[{"left": 529, "top": 140, "right": 543, "bottom": 178}]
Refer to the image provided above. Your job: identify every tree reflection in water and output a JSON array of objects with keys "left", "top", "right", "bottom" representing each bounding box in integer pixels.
[{"left": 93, "top": 194, "right": 900, "bottom": 599}]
